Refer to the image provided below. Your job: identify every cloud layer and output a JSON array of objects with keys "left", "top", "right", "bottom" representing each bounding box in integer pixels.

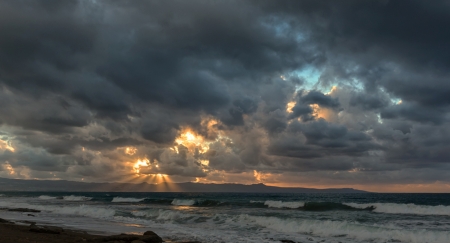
[{"left": 1, "top": 0, "right": 450, "bottom": 191}]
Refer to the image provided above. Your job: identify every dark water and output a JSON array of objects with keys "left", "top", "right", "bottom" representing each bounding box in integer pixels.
[{"left": 1, "top": 192, "right": 450, "bottom": 242}]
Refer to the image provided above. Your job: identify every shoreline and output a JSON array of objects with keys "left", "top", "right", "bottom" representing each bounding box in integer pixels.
[{"left": 0, "top": 217, "right": 197, "bottom": 243}]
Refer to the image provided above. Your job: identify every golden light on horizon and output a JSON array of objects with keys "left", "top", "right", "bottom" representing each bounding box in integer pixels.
[{"left": 2, "top": 163, "right": 15, "bottom": 175}]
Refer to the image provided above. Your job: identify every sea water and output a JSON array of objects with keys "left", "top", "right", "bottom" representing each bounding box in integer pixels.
[{"left": 1, "top": 192, "right": 450, "bottom": 243}]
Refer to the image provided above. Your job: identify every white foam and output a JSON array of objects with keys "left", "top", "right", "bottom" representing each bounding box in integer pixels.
[
  {"left": 249, "top": 200, "right": 264, "bottom": 203},
  {"left": 0, "top": 200, "right": 115, "bottom": 219},
  {"left": 133, "top": 209, "right": 197, "bottom": 221},
  {"left": 236, "top": 214, "right": 450, "bottom": 243},
  {"left": 63, "top": 195, "right": 92, "bottom": 201},
  {"left": 49, "top": 204, "right": 115, "bottom": 218},
  {"left": 111, "top": 197, "right": 146, "bottom": 203},
  {"left": 38, "top": 195, "right": 58, "bottom": 200},
  {"left": 264, "top": 200, "right": 305, "bottom": 209},
  {"left": 344, "top": 202, "right": 450, "bottom": 216},
  {"left": 171, "top": 199, "right": 196, "bottom": 206}
]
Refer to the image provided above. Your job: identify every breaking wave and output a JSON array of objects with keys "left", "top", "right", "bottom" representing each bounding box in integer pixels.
[
  {"left": 171, "top": 199, "right": 196, "bottom": 206},
  {"left": 38, "top": 195, "right": 58, "bottom": 200},
  {"left": 344, "top": 202, "right": 450, "bottom": 216},
  {"left": 132, "top": 209, "right": 198, "bottom": 221},
  {"left": 303, "top": 202, "right": 374, "bottom": 211},
  {"left": 264, "top": 200, "right": 305, "bottom": 209},
  {"left": 236, "top": 214, "right": 450, "bottom": 243},
  {"left": 0, "top": 201, "right": 115, "bottom": 219},
  {"left": 259, "top": 201, "right": 373, "bottom": 211},
  {"left": 111, "top": 197, "right": 146, "bottom": 203},
  {"left": 63, "top": 195, "right": 92, "bottom": 201},
  {"left": 48, "top": 204, "right": 115, "bottom": 218}
]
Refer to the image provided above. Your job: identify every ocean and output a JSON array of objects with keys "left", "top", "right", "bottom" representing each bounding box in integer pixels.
[{"left": 0, "top": 192, "right": 450, "bottom": 243}]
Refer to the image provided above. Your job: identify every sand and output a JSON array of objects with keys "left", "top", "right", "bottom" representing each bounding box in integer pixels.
[{"left": 0, "top": 217, "right": 177, "bottom": 243}]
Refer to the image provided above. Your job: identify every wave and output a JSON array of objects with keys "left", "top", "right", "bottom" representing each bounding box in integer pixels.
[
  {"left": 303, "top": 202, "right": 373, "bottom": 211},
  {"left": 171, "top": 199, "right": 196, "bottom": 206},
  {"left": 38, "top": 195, "right": 58, "bottom": 200},
  {"left": 0, "top": 201, "right": 115, "bottom": 219},
  {"left": 111, "top": 197, "right": 146, "bottom": 203},
  {"left": 49, "top": 204, "right": 115, "bottom": 218},
  {"left": 132, "top": 209, "right": 198, "bottom": 221},
  {"left": 125, "top": 209, "right": 450, "bottom": 242},
  {"left": 344, "top": 202, "right": 450, "bottom": 216},
  {"left": 262, "top": 201, "right": 373, "bottom": 211},
  {"left": 264, "top": 200, "right": 305, "bottom": 209},
  {"left": 63, "top": 195, "right": 92, "bottom": 201},
  {"left": 237, "top": 214, "right": 450, "bottom": 243},
  {"left": 249, "top": 200, "right": 264, "bottom": 203}
]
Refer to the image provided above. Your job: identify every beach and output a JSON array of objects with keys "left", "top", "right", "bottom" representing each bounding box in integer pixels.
[{"left": 0, "top": 217, "right": 166, "bottom": 243}]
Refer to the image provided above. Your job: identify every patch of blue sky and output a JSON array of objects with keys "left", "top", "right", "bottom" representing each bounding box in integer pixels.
[
  {"left": 283, "top": 66, "right": 367, "bottom": 94},
  {"left": 264, "top": 16, "right": 306, "bottom": 41}
]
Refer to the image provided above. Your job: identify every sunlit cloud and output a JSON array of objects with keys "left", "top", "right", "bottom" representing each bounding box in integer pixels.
[
  {"left": 133, "top": 158, "right": 150, "bottom": 174},
  {"left": 0, "top": 139, "right": 15, "bottom": 152},
  {"left": 175, "top": 128, "right": 209, "bottom": 153},
  {"left": 125, "top": 147, "right": 137, "bottom": 155},
  {"left": 286, "top": 101, "right": 296, "bottom": 113}
]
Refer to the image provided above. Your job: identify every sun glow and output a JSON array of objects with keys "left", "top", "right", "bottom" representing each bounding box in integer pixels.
[
  {"left": 325, "top": 86, "right": 337, "bottom": 95},
  {"left": 175, "top": 128, "right": 209, "bottom": 153},
  {"left": 125, "top": 147, "right": 137, "bottom": 155},
  {"left": 0, "top": 140, "right": 15, "bottom": 152},
  {"left": 309, "top": 104, "right": 335, "bottom": 121},
  {"left": 286, "top": 101, "right": 296, "bottom": 113},
  {"left": 133, "top": 158, "right": 149, "bottom": 174}
]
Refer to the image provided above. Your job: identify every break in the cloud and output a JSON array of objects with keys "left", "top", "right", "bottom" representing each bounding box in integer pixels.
[{"left": 1, "top": 0, "right": 450, "bottom": 192}]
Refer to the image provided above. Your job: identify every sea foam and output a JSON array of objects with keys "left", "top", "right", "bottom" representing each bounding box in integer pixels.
[
  {"left": 111, "top": 197, "right": 146, "bottom": 203},
  {"left": 343, "top": 202, "right": 450, "bottom": 216},
  {"left": 264, "top": 200, "right": 305, "bottom": 209},
  {"left": 236, "top": 214, "right": 450, "bottom": 243},
  {"left": 63, "top": 195, "right": 92, "bottom": 201},
  {"left": 171, "top": 199, "right": 196, "bottom": 206},
  {"left": 0, "top": 201, "right": 115, "bottom": 219},
  {"left": 38, "top": 195, "right": 58, "bottom": 200},
  {"left": 132, "top": 209, "right": 197, "bottom": 221}
]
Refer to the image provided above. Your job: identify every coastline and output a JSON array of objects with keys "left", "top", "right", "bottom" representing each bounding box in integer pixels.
[{"left": 0, "top": 217, "right": 182, "bottom": 243}]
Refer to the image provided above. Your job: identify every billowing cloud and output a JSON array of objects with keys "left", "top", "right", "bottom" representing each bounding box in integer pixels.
[{"left": 1, "top": 0, "right": 450, "bottom": 191}]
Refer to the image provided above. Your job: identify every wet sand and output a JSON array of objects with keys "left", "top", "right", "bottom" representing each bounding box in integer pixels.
[{"left": 0, "top": 217, "right": 167, "bottom": 243}]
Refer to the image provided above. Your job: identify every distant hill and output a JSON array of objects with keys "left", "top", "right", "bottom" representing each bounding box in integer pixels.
[{"left": 0, "top": 177, "right": 367, "bottom": 193}]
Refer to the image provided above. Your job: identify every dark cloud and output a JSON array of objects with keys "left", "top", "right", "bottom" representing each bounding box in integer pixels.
[
  {"left": 0, "top": 0, "right": 450, "bottom": 188},
  {"left": 298, "top": 91, "right": 340, "bottom": 109}
]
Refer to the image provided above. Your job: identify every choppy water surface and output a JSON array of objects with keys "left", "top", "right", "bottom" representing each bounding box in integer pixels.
[{"left": 1, "top": 192, "right": 450, "bottom": 243}]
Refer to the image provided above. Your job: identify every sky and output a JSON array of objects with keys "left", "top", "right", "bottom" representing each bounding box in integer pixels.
[{"left": 1, "top": 0, "right": 450, "bottom": 192}]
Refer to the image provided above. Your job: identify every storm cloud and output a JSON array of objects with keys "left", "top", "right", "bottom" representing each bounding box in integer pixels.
[{"left": 1, "top": 0, "right": 450, "bottom": 191}]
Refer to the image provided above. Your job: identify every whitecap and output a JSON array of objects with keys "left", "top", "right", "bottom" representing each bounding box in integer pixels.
[
  {"left": 171, "top": 199, "right": 196, "bottom": 206},
  {"left": 111, "top": 197, "right": 146, "bottom": 203},
  {"left": 264, "top": 200, "right": 305, "bottom": 209},
  {"left": 343, "top": 202, "right": 450, "bottom": 216},
  {"left": 38, "top": 195, "right": 58, "bottom": 200},
  {"left": 63, "top": 195, "right": 92, "bottom": 201}
]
